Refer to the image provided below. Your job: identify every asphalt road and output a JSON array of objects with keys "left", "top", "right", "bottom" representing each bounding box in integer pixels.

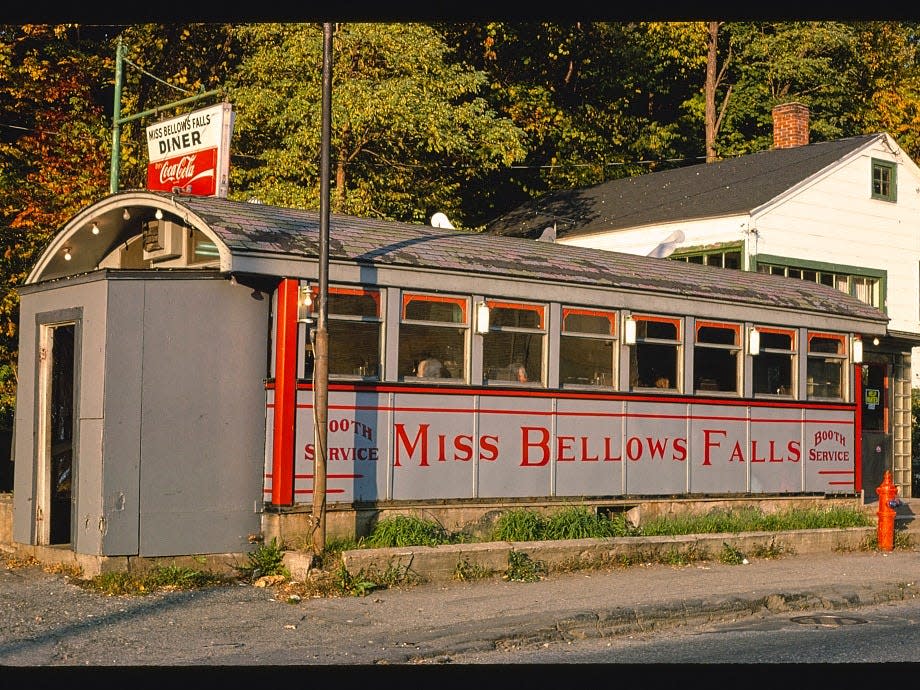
[{"left": 1, "top": 546, "right": 918, "bottom": 671}]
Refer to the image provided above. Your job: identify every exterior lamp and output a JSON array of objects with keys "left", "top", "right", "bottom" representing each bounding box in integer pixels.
[
  {"left": 155, "top": 208, "right": 164, "bottom": 220},
  {"left": 852, "top": 337, "right": 863, "bottom": 364},
  {"left": 624, "top": 315, "right": 637, "bottom": 345},
  {"left": 297, "top": 284, "right": 313, "bottom": 323},
  {"left": 748, "top": 327, "right": 760, "bottom": 356},
  {"left": 91, "top": 222, "right": 100, "bottom": 235},
  {"left": 475, "top": 301, "right": 491, "bottom": 335}
]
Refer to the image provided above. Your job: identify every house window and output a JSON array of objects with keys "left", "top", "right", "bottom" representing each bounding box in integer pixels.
[
  {"left": 629, "top": 315, "right": 681, "bottom": 391},
  {"left": 304, "top": 286, "right": 382, "bottom": 380},
  {"left": 671, "top": 246, "right": 742, "bottom": 270},
  {"left": 693, "top": 321, "right": 740, "bottom": 394},
  {"left": 871, "top": 159, "right": 896, "bottom": 202},
  {"left": 399, "top": 293, "right": 467, "bottom": 381},
  {"left": 806, "top": 332, "right": 846, "bottom": 400},
  {"left": 752, "top": 327, "right": 796, "bottom": 397},
  {"left": 559, "top": 307, "right": 618, "bottom": 388},
  {"left": 482, "top": 300, "right": 545, "bottom": 385},
  {"left": 755, "top": 262, "right": 881, "bottom": 309}
]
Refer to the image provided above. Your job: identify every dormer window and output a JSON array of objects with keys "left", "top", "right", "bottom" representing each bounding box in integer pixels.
[{"left": 872, "top": 158, "right": 897, "bottom": 202}]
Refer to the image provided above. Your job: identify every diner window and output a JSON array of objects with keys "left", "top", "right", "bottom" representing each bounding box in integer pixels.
[
  {"left": 693, "top": 321, "right": 740, "bottom": 394},
  {"left": 806, "top": 332, "right": 846, "bottom": 400},
  {"left": 559, "top": 307, "right": 617, "bottom": 388},
  {"left": 303, "top": 286, "right": 382, "bottom": 380},
  {"left": 629, "top": 315, "right": 681, "bottom": 391},
  {"left": 399, "top": 293, "right": 467, "bottom": 381},
  {"left": 189, "top": 229, "right": 219, "bottom": 265},
  {"left": 752, "top": 327, "right": 796, "bottom": 397},
  {"left": 482, "top": 300, "right": 545, "bottom": 385},
  {"left": 871, "top": 159, "right": 897, "bottom": 202}
]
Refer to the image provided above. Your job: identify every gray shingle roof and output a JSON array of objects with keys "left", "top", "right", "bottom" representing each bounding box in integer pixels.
[
  {"left": 484, "top": 134, "right": 882, "bottom": 239},
  {"left": 155, "top": 192, "right": 886, "bottom": 325}
]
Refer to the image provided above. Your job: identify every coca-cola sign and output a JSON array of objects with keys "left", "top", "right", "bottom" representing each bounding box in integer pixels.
[
  {"left": 145, "top": 102, "right": 234, "bottom": 198},
  {"left": 147, "top": 149, "right": 218, "bottom": 196}
]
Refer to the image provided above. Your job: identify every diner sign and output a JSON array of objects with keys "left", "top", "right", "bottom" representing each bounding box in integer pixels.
[{"left": 145, "top": 102, "right": 234, "bottom": 197}]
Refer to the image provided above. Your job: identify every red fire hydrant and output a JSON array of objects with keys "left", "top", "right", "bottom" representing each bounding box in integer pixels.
[{"left": 876, "top": 470, "right": 900, "bottom": 552}]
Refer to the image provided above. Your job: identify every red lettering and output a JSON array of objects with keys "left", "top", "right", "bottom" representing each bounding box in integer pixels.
[
  {"left": 580, "top": 437, "right": 599, "bottom": 462},
  {"left": 604, "top": 437, "right": 622, "bottom": 462},
  {"left": 454, "top": 434, "right": 473, "bottom": 461},
  {"left": 557, "top": 435, "right": 576, "bottom": 462},
  {"left": 479, "top": 435, "right": 499, "bottom": 461},
  {"left": 787, "top": 440, "right": 801, "bottom": 463},
  {"left": 730, "top": 441, "right": 745, "bottom": 462},
  {"left": 437, "top": 434, "right": 448, "bottom": 462},
  {"left": 304, "top": 443, "right": 314, "bottom": 461},
  {"left": 702, "top": 429, "right": 727, "bottom": 466},
  {"left": 751, "top": 439, "right": 766, "bottom": 463},
  {"left": 626, "top": 437, "right": 643, "bottom": 461},
  {"left": 768, "top": 440, "right": 784, "bottom": 463},
  {"left": 647, "top": 437, "right": 668, "bottom": 459},
  {"left": 394, "top": 423, "right": 429, "bottom": 467},
  {"left": 521, "top": 426, "right": 550, "bottom": 466},
  {"left": 672, "top": 437, "right": 687, "bottom": 461}
]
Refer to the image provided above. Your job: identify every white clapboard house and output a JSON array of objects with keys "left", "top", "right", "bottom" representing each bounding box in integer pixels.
[{"left": 485, "top": 103, "right": 920, "bottom": 498}]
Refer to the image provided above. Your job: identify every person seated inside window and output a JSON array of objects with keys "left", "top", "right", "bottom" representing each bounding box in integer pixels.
[
  {"left": 509, "top": 362, "right": 528, "bottom": 383},
  {"left": 417, "top": 356, "right": 449, "bottom": 378}
]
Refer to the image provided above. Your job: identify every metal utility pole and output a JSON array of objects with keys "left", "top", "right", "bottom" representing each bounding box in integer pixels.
[
  {"left": 312, "top": 23, "right": 333, "bottom": 553},
  {"left": 109, "top": 35, "right": 126, "bottom": 194}
]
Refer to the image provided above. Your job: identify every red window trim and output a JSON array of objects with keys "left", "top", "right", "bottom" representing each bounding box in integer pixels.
[
  {"left": 562, "top": 307, "right": 617, "bottom": 336},
  {"left": 402, "top": 292, "right": 468, "bottom": 322},
  {"left": 308, "top": 284, "right": 381, "bottom": 316},
  {"left": 808, "top": 331, "right": 845, "bottom": 354},
  {"left": 485, "top": 300, "right": 545, "bottom": 329},
  {"left": 695, "top": 320, "right": 740, "bottom": 344}
]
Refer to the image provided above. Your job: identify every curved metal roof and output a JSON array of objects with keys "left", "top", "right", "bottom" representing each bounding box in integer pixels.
[{"left": 26, "top": 190, "right": 888, "bottom": 328}]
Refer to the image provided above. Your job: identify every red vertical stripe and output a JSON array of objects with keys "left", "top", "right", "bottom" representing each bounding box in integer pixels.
[
  {"left": 271, "top": 278, "right": 299, "bottom": 506},
  {"left": 854, "top": 363, "right": 863, "bottom": 495}
]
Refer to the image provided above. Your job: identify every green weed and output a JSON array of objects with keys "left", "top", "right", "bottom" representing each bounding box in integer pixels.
[
  {"left": 504, "top": 550, "right": 546, "bottom": 582},
  {"left": 718, "top": 542, "right": 747, "bottom": 565},
  {"left": 454, "top": 557, "right": 492, "bottom": 582},
  {"left": 235, "top": 537, "right": 289, "bottom": 582}
]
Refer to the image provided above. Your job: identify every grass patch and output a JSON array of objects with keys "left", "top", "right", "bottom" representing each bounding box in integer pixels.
[
  {"left": 78, "top": 566, "right": 230, "bottom": 596},
  {"left": 364, "top": 514, "right": 465, "bottom": 548},
  {"left": 490, "top": 505, "right": 635, "bottom": 543},
  {"left": 639, "top": 505, "right": 872, "bottom": 536}
]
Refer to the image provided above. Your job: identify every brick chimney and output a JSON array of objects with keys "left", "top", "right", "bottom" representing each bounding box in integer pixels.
[{"left": 772, "top": 102, "right": 810, "bottom": 149}]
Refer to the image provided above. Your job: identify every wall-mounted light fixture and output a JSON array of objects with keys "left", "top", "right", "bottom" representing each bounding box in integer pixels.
[
  {"left": 475, "top": 301, "right": 491, "bottom": 334},
  {"left": 63, "top": 247, "right": 72, "bottom": 261},
  {"left": 872, "top": 336, "right": 880, "bottom": 346},
  {"left": 122, "top": 208, "right": 131, "bottom": 221},
  {"left": 297, "top": 284, "right": 314, "bottom": 323},
  {"left": 624, "top": 315, "right": 637, "bottom": 345},
  {"left": 748, "top": 327, "right": 760, "bottom": 356},
  {"left": 155, "top": 208, "right": 164, "bottom": 220},
  {"left": 852, "top": 336, "right": 864, "bottom": 364},
  {"left": 91, "top": 222, "right": 100, "bottom": 235}
]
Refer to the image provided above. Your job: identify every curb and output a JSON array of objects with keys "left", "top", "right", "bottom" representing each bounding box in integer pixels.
[
  {"left": 340, "top": 526, "right": 883, "bottom": 584},
  {"left": 394, "top": 581, "right": 920, "bottom": 663}
]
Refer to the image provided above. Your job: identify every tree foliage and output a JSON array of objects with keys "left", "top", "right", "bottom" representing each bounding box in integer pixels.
[
  {"left": 4, "top": 20, "right": 920, "bottom": 428},
  {"left": 227, "top": 23, "right": 526, "bottom": 224}
]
